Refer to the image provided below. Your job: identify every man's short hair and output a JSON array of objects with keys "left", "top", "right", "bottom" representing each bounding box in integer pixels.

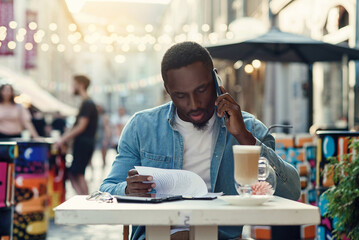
[
  {"left": 73, "top": 75, "right": 91, "bottom": 90},
  {"left": 161, "top": 41, "right": 214, "bottom": 82}
]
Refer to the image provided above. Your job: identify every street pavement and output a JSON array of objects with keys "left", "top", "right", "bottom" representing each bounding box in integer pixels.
[{"left": 47, "top": 148, "right": 126, "bottom": 240}]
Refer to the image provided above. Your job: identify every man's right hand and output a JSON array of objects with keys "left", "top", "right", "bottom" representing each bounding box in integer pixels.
[{"left": 125, "top": 169, "right": 156, "bottom": 195}]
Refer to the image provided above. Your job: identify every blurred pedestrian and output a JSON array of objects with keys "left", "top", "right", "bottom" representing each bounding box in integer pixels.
[
  {"left": 51, "top": 111, "right": 67, "bottom": 135},
  {"left": 111, "top": 106, "right": 130, "bottom": 149},
  {"left": 0, "top": 83, "right": 39, "bottom": 139},
  {"left": 55, "top": 75, "right": 98, "bottom": 195},
  {"left": 31, "top": 107, "right": 48, "bottom": 137},
  {"left": 95, "top": 105, "right": 111, "bottom": 168}
]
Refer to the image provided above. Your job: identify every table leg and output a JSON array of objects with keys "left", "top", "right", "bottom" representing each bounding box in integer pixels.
[
  {"left": 123, "top": 225, "right": 129, "bottom": 240},
  {"left": 190, "top": 226, "right": 218, "bottom": 240},
  {"left": 146, "top": 226, "right": 170, "bottom": 240}
]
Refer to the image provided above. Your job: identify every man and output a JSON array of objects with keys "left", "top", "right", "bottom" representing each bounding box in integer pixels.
[
  {"left": 57, "top": 75, "right": 98, "bottom": 195},
  {"left": 100, "top": 42, "right": 300, "bottom": 240}
]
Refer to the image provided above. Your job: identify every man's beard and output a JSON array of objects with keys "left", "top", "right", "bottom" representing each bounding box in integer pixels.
[{"left": 193, "top": 121, "right": 209, "bottom": 131}]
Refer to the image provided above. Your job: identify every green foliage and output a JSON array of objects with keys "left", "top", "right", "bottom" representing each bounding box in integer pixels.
[{"left": 323, "top": 140, "right": 359, "bottom": 240}]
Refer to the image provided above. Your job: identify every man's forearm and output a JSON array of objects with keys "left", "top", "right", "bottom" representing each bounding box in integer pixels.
[
  {"left": 233, "top": 129, "right": 256, "bottom": 145},
  {"left": 258, "top": 137, "right": 301, "bottom": 200}
]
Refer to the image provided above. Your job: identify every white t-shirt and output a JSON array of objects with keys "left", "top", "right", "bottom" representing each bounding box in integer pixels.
[
  {"left": 171, "top": 111, "right": 216, "bottom": 235},
  {"left": 174, "top": 111, "right": 216, "bottom": 191}
]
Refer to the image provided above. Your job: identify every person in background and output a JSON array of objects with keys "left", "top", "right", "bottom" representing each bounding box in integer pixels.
[
  {"left": 31, "top": 107, "right": 48, "bottom": 137},
  {"left": 111, "top": 106, "right": 130, "bottom": 149},
  {"left": 56, "top": 75, "right": 98, "bottom": 195},
  {"left": 95, "top": 105, "right": 111, "bottom": 168},
  {"left": 0, "top": 83, "right": 39, "bottom": 139}
]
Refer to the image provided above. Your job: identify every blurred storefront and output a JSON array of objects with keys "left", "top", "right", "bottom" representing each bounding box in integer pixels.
[
  {"left": 156, "top": 0, "right": 359, "bottom": 133},
  {"left": 1, "top": 0, "right": 359, "bottom": 128},
  {"left": 0, "top": 0, "right": 78, "bottom": 110},
  {"left": 272, "top": 0, "right": 358, "bottom": 131}
]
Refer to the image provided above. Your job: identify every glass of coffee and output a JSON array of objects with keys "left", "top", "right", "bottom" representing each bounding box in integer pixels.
[{"left": 232, "top": 145, "right": 269, "bottom": 196}]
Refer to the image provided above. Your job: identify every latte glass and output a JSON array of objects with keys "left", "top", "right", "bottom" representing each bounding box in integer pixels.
[{"left": 232, "top": 145, "right": 269, "bottom": 196}]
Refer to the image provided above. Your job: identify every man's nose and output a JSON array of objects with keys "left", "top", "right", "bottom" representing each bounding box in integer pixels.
[{"left": 188, "top": 94, "right": 200, "bottom": 110}]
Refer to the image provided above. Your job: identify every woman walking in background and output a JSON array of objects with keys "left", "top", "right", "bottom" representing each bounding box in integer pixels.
[{"left": 0, "top": 83, "right": 39, "bottom": 139}]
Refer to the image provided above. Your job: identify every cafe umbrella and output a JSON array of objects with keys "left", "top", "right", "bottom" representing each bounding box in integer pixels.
[{"left": 206, "top": 27, "right": 359, "bottom": 129}]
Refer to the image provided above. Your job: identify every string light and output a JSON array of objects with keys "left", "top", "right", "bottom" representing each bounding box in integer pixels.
[
  {"left": 234, "top": 60, "right": 243, "bottom": 69},
  {"left": 219, "top": 23, "right": 228, "bottom": 32},
  {"left": 49, "top": 23, "right": 57, "bottom": 31},
  {"left": 7, "top": 41, "right": 16, "bottom": 50},
  {"left": 0, "top": 32, "right": 6, "bottom": 41},
  {"left": 208, "top": 32, "right": 218, "bottom": 44},
  {"left": 25, "top": 42, "right": 33, "bottom": 51},
  {"left": 68, "top": 23, "right": 77, "bottom": 32},
  {"left": 73, "top": 32, "right": 82, "bottom": 40},
  {"left": 244, "top": 64, "right": 254, "bottom": 74},
  {"left": 226, "top": 31, "right": 234, "bottom": 39},
  {"left": 34, "top": 34, "right": 43, "bottom": 43},
  {"left": 138, "top": 44, "right": 146, "bottom": 52},
  {"left": 0, "top": 26, "right": 7, "bottom": 41},
  {"left": 18, "top": 28, "right": 27, "bottom": 36},
  {"left": 201, "top": 24, "right": 210, "bottom": 32},
  {"left": 51, "top": 33, "right": 60, "bottom": 44},
  {"left": 0, "top": 20, "right": 239, "bottom": 57},
  {"left": 41, "top": 43, "right": 49, "bottom": 52},
  {"left": 153, "top": 43, "right": 161, "bottom": 51},
  {"left": 36, "top": 29, "right": 45, "bottom": 38},
  {"left": 57, "top": 44, "right": 66, "bottom": 52},
  {"left": 9, "top": 21, "right": 17, "bottom": 29},
  {"left": 68, "top": 34, "right": 78, "bottom": 44},
  {"left": 29, "top": 22, "right": 37, "bottom": 30},
  {"left": 16, "top": 34, "right": 25, "bottom": 42},
  {"left": 145, "top": 24, "right": 153, "bottom": 33},
  {"left": 252, "top": 59, "right": 261, "bottom": 69}
]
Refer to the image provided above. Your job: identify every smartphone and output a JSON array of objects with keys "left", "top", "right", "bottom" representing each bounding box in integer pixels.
[
  {"left": 115, "top": 194, "right": 182, "bottom": 203},
  {"left": 212, "top": 70, "right": 229, "bottom": 119},
  {"left": 212, "top": 69, "right": 222, "bottom": 96}
]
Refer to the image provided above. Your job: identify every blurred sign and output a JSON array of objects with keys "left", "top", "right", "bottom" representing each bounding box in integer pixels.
[
  {"left": 0, "top": 0, "right": 14, "bottom": 55},
  {"left": 24, "top": 10, "right": 37, "bottom": 69}
]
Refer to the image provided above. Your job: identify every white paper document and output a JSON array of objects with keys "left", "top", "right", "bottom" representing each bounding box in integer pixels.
[{"left": 135, "top": 166, "right": 221, "bottom": 197}]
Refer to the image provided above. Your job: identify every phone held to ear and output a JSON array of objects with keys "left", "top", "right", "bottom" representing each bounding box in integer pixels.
[{"left": 212, "top": 69, "right": 230, "bottom": 119}]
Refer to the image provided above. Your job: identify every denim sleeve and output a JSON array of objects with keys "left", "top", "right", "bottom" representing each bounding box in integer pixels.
[
  {"left": 100, "top": 116, "right": 141, "bottom": 196},
  {"left": 252, "top": 119, "right": 301, "bottom": 201}
]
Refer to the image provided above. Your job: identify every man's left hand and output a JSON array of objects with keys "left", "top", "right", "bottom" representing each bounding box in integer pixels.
[{"left": 215, "top": 86, "right": 256, "bottom": 145}]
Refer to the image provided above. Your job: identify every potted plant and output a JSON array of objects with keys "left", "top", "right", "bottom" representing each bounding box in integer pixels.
[{"left": 323, "top": 139, "right": 359, "bottom": 240}]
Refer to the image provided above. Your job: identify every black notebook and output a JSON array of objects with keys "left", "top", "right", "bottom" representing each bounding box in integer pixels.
[{"left": 115, "top": 194, "right": 183, "bottom": 203}]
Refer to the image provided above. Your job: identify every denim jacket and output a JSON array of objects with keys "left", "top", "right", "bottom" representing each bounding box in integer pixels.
[{"left": 100, "top": 102, "right": 300, "bottom": 240}]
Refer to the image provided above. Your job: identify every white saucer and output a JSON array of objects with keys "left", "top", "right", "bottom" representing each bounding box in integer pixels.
[{"left": 218, "top": 195, "right": 273, "bottom": 206}]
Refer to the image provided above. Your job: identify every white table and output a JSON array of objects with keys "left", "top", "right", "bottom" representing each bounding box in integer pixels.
[{"left": 54, "top": 195, "right": 320, "bottom": 240}]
